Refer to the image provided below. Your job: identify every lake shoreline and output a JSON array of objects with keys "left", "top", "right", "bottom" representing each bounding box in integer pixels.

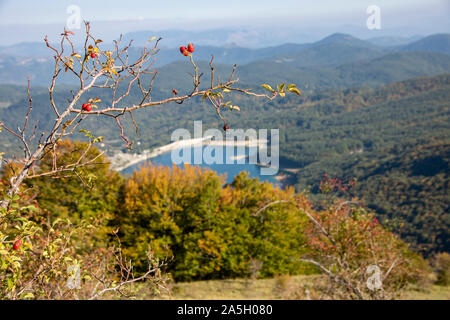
[
  {"left": 108, "top": 138, "right": 300, "bottom": 188},
  {"left": 109, "top": 136, "right": 268, "bottom": 172}
]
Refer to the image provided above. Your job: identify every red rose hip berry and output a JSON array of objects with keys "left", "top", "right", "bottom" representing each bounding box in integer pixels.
[
  {"left": 82, "top": 103, "right": 92, "bottom": 111},
  {"left": 223, "top": 123, "right": 230, "bottom": 131},
  {"left": 13, "top": 240, "right": 22, "bottom": 251},
  {"left": 179, "top": 46, "right": 187, "bottom": 55},
  {"left": 90, "top": 52, "right": 97, "bottom": 59},
  {"left": 187, "top": 43, "right": 194, "bottom": 53}
]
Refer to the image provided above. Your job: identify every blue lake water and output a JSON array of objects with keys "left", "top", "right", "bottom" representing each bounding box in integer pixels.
[{"left": 120, "top": 145, "right": 280, "bottom": 186}]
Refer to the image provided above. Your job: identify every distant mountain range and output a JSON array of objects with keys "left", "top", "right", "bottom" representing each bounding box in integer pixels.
[
  {"left": 366, "top": 35, "right": 423, "bottom": 47},
  {"left": 399, "top": 33, "right": 450, "bottom": 55},
  {"left": 0, "top": 33, "right": 449, "bottom": 86}
]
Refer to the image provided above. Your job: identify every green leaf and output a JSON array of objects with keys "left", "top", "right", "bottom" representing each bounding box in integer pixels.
[
  {"left": 22, "top": 205, "right": 39, "bottom": 212},
  {"left": 52, "top": 218, "right": 63, "bottom": 228}
]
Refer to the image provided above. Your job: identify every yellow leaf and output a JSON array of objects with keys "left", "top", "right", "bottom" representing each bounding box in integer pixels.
[
  {"left": 261, "top": 84, "right": 275, "bottom": 92},
  {"left": 288, "top": 87, "right": 301, "bottom": 96}
]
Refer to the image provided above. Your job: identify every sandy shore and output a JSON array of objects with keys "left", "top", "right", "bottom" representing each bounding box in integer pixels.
[{"left": 109, "top": 136, "right": 268, "bottom": 172}]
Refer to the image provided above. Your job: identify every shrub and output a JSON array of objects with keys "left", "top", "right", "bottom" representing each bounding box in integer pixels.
[{"left": 114, "top": 164, "right": 314, "bottom": 281}]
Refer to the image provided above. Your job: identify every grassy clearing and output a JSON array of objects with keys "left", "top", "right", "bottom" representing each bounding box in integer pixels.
[
  {"left": 131, "top": 275, "right": 449, "bottom": 300},
  {"left": 401, "top": 284, "right": 450, "bottom": 300}
]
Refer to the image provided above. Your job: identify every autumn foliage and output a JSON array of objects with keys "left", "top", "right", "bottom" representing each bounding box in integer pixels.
[
  {"left": 0, "top": 141, "right": 431, "bottom": 299},
  {"left": 114, "top": 163, "right": 314, "bottom": 281},
  {"left": 301, "top": 200, "right": 429, "bottom": 299}
]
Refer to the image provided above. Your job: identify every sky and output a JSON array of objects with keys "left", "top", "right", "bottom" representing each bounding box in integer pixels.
[{"left": 0, "top": 0, "right": 448, "bottom": 46}]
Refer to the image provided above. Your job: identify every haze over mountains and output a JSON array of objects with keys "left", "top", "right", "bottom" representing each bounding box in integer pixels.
[
  {"left": 0, "top": 32, "right": 449, "bottom": 86},
  {"left": 399, "top": 33, "right": 450, "bottom": 54}
]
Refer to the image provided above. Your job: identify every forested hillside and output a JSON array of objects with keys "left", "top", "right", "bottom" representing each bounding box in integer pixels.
[
  {"left": 0, "top": 29, "right": 449, "bottom": 257},
  {"left": 1, "top": 71, "right": 448, "bottom": 255}
]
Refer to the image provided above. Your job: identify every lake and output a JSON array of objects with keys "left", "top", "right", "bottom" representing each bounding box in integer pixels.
[{"left": 120, "top": 145, "right": 280, "bottom": 186}]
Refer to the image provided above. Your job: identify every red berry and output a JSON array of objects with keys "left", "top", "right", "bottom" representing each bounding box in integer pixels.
[
  {"left": 90, "top": 52, "right": 96, "bottom": 59},
  {"left": 223, "top": 124, "right": 230, "bottom": 131},
  {"left": 183, "top": 50, "right": 189, "bottom": 56},
  {"left": 13, "top": 240, "right": 22, "bottom": 251},
  {"left": 82, "top": 103, "right": 92, "bottom": 111},
  {"left": 179, "top": 46, "right": 187, "bottom": 55},
  {"left": 187, "top": 43, "right": 194, "bottom": 53}
]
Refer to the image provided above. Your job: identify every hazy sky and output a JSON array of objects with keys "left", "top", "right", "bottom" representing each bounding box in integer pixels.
[
  {"left": 0, "top": 0, "right": 448, "bottom": 45},
  {"left": 0, "top": 0, "right": 448, "bottom": 24}
]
